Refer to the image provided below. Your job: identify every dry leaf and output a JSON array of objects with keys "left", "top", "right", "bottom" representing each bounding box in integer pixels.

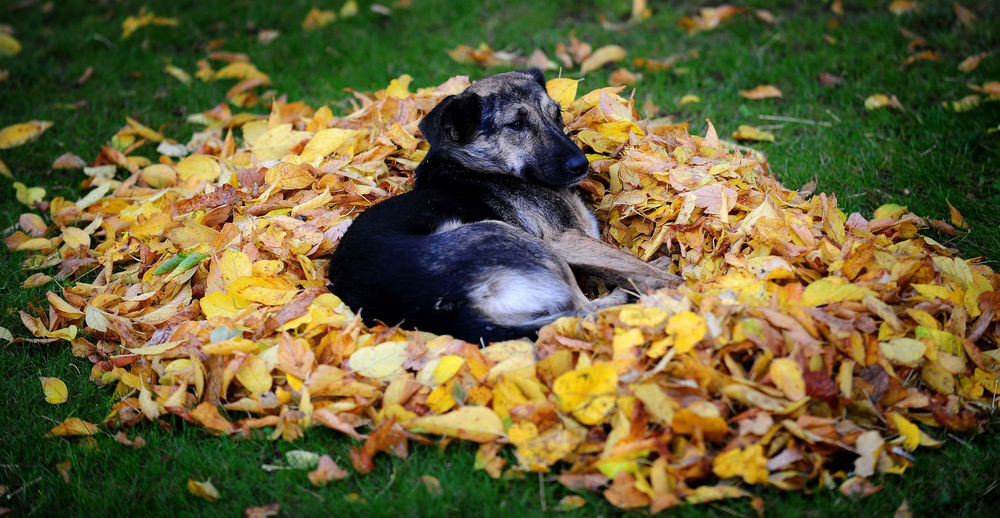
[
  {"left": 732, "top": 125, "right": 775, "bottom": 142},
  {"left": 739, "top": 85, "right": 782, "bottom": 100},
  {"left": 580, "top": 45, "right": 627, "bottom": 75},
  {"left": 302, "top": 8, "right": 336, "bottom": 30},
  {"left": 40, "top": 377, "right": 68, "bottom": 404},
  {"left": 187, "top": 479, "right": 220, "bottom": 502},
  {"left": 0, "top": 120, "right": 53, "bottom": 149}
]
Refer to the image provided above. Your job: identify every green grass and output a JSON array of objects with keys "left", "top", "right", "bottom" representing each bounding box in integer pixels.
[{"left": 2, "top": 0, "right": 999, "bottom": 515}]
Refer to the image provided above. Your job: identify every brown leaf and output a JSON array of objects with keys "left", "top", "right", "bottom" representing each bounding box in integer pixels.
[
  {"left": 308, "top": 454, "right": 349, "bottom": 486},
  {"left": 245, "top": 503, "right": 280, "bottom": 518},
  {"left": 739, "top": 84, "right": 782, "bottom": 99}
]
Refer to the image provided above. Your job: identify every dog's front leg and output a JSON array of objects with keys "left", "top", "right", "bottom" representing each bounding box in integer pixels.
[{"left": 546, "top": 231, "right": 683, "bottom": 291}]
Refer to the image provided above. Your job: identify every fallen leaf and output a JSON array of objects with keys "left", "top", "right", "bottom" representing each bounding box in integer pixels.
[
  {"left": 0, "top": 33, "right": 21, "bottom": 57},
  {"left": 22, "top": 273, "right": 52, "bottom": 288},
  {"left": 52, "top": 153, "right": 86, "bottom": 169},
  {"left": 187, "top": 479, "right": 220, "bottom": 502},
  {"left": 302, "top": 8, "right": 336, "bottom": 30},
  {"left": 408, "top": 406, "right": 505, "bottom": 442},
  {"left": 47, "top": 417, "right": 98, "bottom": 437},
  {"left": 953, "top": 2, "right": 976, "bottom": 28},
  {"left": 889, "top": 1, "right": 918, "bottom": 15},
  {"left": 818, "top": 72, "right": 843, "bottom": 88},
  {"left": 958, "top": 52, "right": 988, "bottom": 73},
  {"left": 580, "top": 45, "right": 627, "bottom": 75},
  {"left": 40, "top": 377, "right": 68, "bottom": 404},
  {"left": 0, "top": 120, "right": 54, "bottom": 149},
  {"left": 121, "top": 8, "right": 178, "bottom": 39},
  {"left": 947, "top": 201, "right": 968, "bottom": 229},
  {"left": 557, "top": 494, "right": 587, "bottom": 510},
  {"left": 739, "top": 85, "right": 782, "bottom": 100},
  {"left": 308, "top": 454, "right": 349, "bottom": 486},
  {"left": 13, "top": 182, "right": 45, "bottom": 207},
  {"left": 732, "top": 125, "right": 775, "bottom": 142},
  {"left": 420, "top": 474, "right": 443, "bottom": 495},
  {"left": 864, "top": 93, "right": 905, "bottom": 111}
]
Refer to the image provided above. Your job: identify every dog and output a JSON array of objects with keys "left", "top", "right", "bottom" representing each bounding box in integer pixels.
[{"left": 327, "top": 69, "right": 680, "bottom": 344}]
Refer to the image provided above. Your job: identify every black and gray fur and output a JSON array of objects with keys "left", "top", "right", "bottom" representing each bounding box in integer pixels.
[{"left": 327, "top": 69, "right": 680, "bottom": 344}]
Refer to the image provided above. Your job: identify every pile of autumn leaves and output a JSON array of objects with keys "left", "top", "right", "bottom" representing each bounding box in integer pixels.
[{"left": 9, "top": 75, "right": 1000, "bottom": 511}]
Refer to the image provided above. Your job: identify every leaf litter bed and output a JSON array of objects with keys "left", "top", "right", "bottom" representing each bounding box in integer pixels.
[{"left": 7, "top": 72, "right": 1000, "bottom": 511}]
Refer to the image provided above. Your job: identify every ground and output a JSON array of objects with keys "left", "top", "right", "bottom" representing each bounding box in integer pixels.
[{"left": 1, "top": 0, "right": 999, "bottom": 516}]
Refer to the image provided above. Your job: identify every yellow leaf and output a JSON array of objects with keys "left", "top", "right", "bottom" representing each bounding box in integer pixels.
[
  {"left": 942, "top": 94, "right": 980, "bottom": 112},
  {"left": 340, "top": 1, "right": 359, "bottom": 18},
  {"left": 712, "top": 444, "right": 769, "bottom": 484},
  {"left": 739, "top": 85, "right": 782, "bottom": 99},
  {"left": 921, "top": 363, "right": 956, "bottom": 394},
  {"left": 175, "top": 154, "right": 221, "bottom": 184},
  {"left": 47, "top": 417, "right": 99, "bottom": 437},
  {"left": 678, "top": 94, "right": 701, "bottom": 106},
  {"left": 887, "top": 412, "right": 920, "bottom": 451},
  {"left": 408, "top": 406, "right": 505, "bottom": 443},
  {"left": 296, "top": 128, "right": 360, "bottom": 163},
  {"left": 348, "top": 341, "right": 409, "bottom": 382},
  {"left": 0, "top": 120, "right": 53, "bottom": 149},
  {"left": 579, "top": 45, "right": 627, "bottom": 75},
  {"left": 14, "top": 182, "right": 46, "bottom": 207},
  {"left": 250, "top": 124, "right": 312, "bottom": 161},
  {"left": 617, "top": 305, "right": 668, "bottom": 327},
  {"left": 22, "top": 273, "right": 52, "bottom": 289},
  {"left": 164, "top": 65, "right": 192, "bottom": 85},
  {"left": 121, "top": 9, "right": 178, "bottom": 39},
  {"left": 732, "top": 125, "right": 775, "bottom": 142},
  {"left": 187, "top": 479, "right": 220, "bottom": 502},
  {"left": 217, "top": 249, "right": 253, "bottom": 287},
  {"left": 545, "top": 78, "right": 579, "bottom": 110},
  {"left": 200, "top": 290, "right": 248, "bottom": 319},
  {"left": 873, "top": 203, "right": 908, "bottom": 221},
  {"left": 552, "top": 363, "right": 618, "bottom": 425},
  {"left": 801, "top": 278, "right": 876, "bottom": 306},
  {"left": 302, "top": 8, "right": 337, "bottom": 30},
  {"left": 769, "top": 358, "right": 806, "bottom": 400},
  {"left": 0, "top": 33, "right": 21, "bottom": 57},
  {"left": 879, "top": 338, "right": 926, "bottom": 366},
  {"left": 947, "top": 200, "right": 968, "bottom": 229},
  {"left": 235, "top": 354, "right": 273, "bottom": 394},
  {"left": 864, "top": 93, "right": 904, "bottom": 111},
  {"left": 433, "top": 355, "right": 465, "bottom": 385},
  {"left": 666, "top": 311, "right": 706, "bottom": 353},
  {"left": 40, "top": 377, "right": 68, "bottom": 404},
  {"left": 228, "top": 275, "right": 297, "bottom": 305},
  {"left": 213, "top": 62, "right": 270, "bottom": 82},
  {"left": 514, "top": 427, "right": 580, "bottom": 471},
  {"left": 385, "top": 74, "right": 413, "bottom": 99},
  {"left": 427, "top": 383, "right": 457, "bottom": 413},
  {"left": 557, "top": 495, "right": 587, "bottom": 511}
]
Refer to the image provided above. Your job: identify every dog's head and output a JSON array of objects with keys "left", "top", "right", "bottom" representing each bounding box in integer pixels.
[{"left": 418, "top": 69, "right": 589, "bottom": 187}]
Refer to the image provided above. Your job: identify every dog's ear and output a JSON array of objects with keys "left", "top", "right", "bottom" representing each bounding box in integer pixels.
[
  {"left": 419, "top": 92, "right": 481, "bottom": 148},
  {"left": 523, "top": 68, "right": 546, "bottom": 88}
]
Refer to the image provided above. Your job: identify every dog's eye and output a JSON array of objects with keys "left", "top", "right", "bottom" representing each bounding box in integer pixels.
[{"left": 508, "top": 119, "right": 524, "bottom": 129}]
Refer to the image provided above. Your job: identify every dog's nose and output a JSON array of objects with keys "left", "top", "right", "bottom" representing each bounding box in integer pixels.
[{"left": 566, "top": 154, "right": 589, "bottom": 175}]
